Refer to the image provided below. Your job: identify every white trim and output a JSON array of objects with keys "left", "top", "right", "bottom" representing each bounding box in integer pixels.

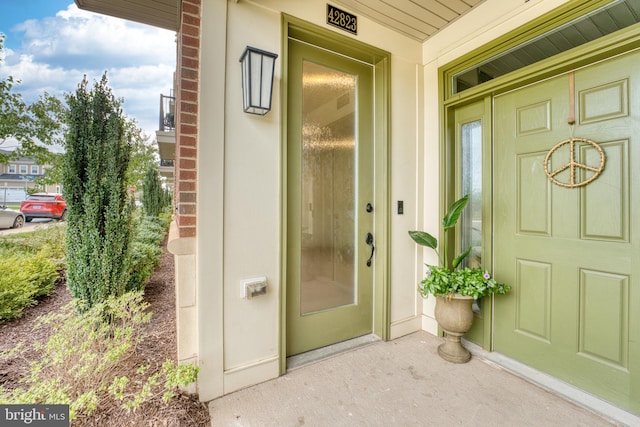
[
  {"left": 223, "top": 356, "right": 280, "bottom": 395},
  {"left": 390, "top": 315, "right": 422, "bottom": 339}
]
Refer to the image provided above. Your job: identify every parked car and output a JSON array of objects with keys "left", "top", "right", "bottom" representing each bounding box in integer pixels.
[
  {"left": 20, "top": 193, "right": 67, "bottom": 222},
  {"left": 0, "top": 205, "right": 25, "bottom": 229}
]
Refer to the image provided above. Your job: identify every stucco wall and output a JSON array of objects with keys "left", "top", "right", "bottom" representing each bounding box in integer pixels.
[{"left": 197, "top": 0, "right": 424, "bottom": 400}]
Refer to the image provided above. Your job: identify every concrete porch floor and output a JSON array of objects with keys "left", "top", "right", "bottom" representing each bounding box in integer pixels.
[{"left": 208, "top": 331, "right": 638, "bottom": 426}]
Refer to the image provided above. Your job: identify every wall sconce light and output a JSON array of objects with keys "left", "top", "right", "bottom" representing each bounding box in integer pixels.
[{"left": 240, "top": 46, "right": 278, "bottom": 115}]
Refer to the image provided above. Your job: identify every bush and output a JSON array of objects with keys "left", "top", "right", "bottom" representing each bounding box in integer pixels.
[
  {"left": 0, "top": 224, "right": 66, "bottom": 264},
  {"left": 126, "top": 242, "right": 162, "bottom": 291},
  {"left": 134, "top": 218, "right": 166, "bottom": 246},
  {"left": 141, "top": 167, "right": 165, "bottom": 217},
  {"left": 0, "top": 253, "right": 59, "bottom": 321},
  {"left": 0, "top": 292, "right": 199, "bottom": 420},
  {"left": 124, "top": 215, "right": 170, "bottom": 291},
  {"left": 63, "top": 74, "right": 133, "bottom": 308}
]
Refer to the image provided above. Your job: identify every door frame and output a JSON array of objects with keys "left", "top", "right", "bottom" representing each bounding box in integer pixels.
[
  {"left": 439, "top": 0, "right": 640, "bottom": 351},
  {"left": 279, "top": 15, "right": 391, "bottom": 373}
]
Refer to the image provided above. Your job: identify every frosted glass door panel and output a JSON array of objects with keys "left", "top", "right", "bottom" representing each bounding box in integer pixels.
[{"left": 300, "top": 61, "right": 357, "bottom": 314}]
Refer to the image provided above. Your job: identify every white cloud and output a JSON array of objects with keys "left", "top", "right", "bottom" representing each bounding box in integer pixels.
[{"left": 0, "top": 3, "right": 176, "bottom": 140}]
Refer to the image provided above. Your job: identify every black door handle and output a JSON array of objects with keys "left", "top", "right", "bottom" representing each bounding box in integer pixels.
[{"left": 365, "top": 232, "right": 375, "bottom": 267}]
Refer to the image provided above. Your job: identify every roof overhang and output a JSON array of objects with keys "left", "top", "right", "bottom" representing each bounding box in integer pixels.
[{"left": 74, "top": 0, "right": 179, "bottom": 32}]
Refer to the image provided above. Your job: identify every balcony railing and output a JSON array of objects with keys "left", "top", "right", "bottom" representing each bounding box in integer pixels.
[
  {"left": 160, "top": 159, "right": 175, "bottom": 167},
  {"left": 159, "top": 94, "right": 175, "bottom": 132}
]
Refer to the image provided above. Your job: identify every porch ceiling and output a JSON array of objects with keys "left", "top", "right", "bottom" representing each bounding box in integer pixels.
[
  {"left": 74, "top": 0, "right": 179, "bottom": 32},
  {"left": 332, "top": 0, "right": 486, "bottom": 42},
  {"left": 75, "top": 0, "right": 485, "bottom": 42}
]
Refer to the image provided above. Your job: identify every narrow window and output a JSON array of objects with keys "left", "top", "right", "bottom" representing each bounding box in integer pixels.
[{"left": 460, "top": 120, "right": 482, "bottom": 269}]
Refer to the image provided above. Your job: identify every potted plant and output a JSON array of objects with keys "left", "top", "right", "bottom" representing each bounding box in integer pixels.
[{"left": 409, "top": 195, "right": 511, "bottom": 363}]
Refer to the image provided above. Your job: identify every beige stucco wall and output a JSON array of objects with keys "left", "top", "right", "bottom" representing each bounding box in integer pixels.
[
  {"left": 195, "top": 0, "right": 424, "bottom": 401},
  {"left": 419, "top": 0, "right": 572, "bottom": 333},
  {"left": 193, "top": 0, "right": 580, "bottom": 402}
]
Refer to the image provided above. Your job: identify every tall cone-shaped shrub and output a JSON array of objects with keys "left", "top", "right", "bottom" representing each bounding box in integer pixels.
[
  {"left": 141, "top": 166, "right": 164, "bottom": 217},
  {"left": 63, "top": 74, "right": 133, "bottom": 307}
]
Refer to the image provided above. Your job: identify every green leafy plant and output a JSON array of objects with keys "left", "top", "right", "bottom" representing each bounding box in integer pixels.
[
  {"left": 0, "top": 291, "right": 199, "bottom": 420},
  {"left": 409, "top": 195, "right": 511, "bottom": 299},
  {"left": 0, "top": 253, "right": 59, "bottom": 321}
]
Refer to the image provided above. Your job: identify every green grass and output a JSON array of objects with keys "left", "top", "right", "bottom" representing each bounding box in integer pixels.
[{"left": 0, "top": 203, "right": 20, "bottom": 209}]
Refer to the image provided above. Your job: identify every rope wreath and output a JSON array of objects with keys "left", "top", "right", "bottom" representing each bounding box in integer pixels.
[
  {"left": 543, "top": 137, "right": 606, "bottom": 188},
  {"left": 543, "top": 72, "right": 606, "bottom": 188}
]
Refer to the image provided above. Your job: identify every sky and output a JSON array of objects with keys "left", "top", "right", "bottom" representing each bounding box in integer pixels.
[{"left": 0, "top": 0, "right": 176, "bottom": 150}]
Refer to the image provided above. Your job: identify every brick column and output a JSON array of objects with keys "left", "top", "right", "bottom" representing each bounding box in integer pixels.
[{"left": 175, "top": 0, "right": 201, "bottom": 238}]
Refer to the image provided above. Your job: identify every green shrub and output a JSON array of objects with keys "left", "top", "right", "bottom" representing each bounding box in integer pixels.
[
  {"left": 23, "top": 225, "right": 66, "bottom": 268},
  {"left": 0, "top": 292, "right": 199, "bottom": 420},
  {"left": 141, "top": 167, "right": 165, "bottom": 217},
  {"left": 134, "top": 217, "right": 165, "bottom": 246},
  {"left": 126, "top": 241, "right": 162, "bottom": 291},
  {"left": 0, "top": 225, "right": 65, "bottom": 262},
  {"left": 0, "top": 253, "right": 59, "bottom": 321},
  {"left": 123, "top": 214, "right": 170, "bottom": 292},
  {"left": 63, "top": 74, "right": 134, "bottom": 308},
  {"left": 159, "top": 209, "right": 172, "bottom": 228}
]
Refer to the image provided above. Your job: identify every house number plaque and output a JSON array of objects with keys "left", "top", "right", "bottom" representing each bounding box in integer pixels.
[{"left": 327, "top": 4, "right": 357, "bottom": 35}]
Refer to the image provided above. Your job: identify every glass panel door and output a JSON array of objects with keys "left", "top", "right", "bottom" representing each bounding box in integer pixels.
[
  {"left": 287, "top": 39, "right": 374, "bottom": 357},
  {"left": 300, "top": 61, "right": 357, "bottom": 314}
]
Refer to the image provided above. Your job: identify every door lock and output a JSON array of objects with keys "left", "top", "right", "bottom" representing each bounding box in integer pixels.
[{"left": 365, "top": 232, "right": 375, "bottom": 267}]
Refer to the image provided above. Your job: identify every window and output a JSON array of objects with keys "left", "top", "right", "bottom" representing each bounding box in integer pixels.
[
  {"left": 460, "top": 120, "right": 482, "bottom": 269},
  {"left": 453, "top": 0, "right": 640, "bottom": 94},
  {"left": 31, "top": 165, "right": 39, "bottom": 174},
  {"left": 8, "top": 165, "right": 16, "bottom": 174},
  {"left": 19, "top": 165, "right": 27, "bottom": 174}
]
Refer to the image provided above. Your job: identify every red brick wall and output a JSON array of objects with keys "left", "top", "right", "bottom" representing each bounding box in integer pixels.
[{"left": 175, "top": 0, "right": 201, "bottom": 238}]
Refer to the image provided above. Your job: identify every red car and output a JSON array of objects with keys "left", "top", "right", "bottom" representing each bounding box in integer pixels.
[{"left": 20, "top": 193, "right": 67, "bottom": 222}]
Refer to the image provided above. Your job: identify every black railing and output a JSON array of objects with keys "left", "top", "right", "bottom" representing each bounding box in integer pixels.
[
  {"left": 160, "top": 159, "right": 175, "bottom": 167},
  {"left": 159, "top": 94, "right": 175, "bottom": 131}
]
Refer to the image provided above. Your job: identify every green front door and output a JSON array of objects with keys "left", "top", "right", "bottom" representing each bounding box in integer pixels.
[
  {"left": 286, "top": 38, "right": 375, "bottom": 356},
  {"left": 493, "top": 50, "right": 640, "bottom": 413}
]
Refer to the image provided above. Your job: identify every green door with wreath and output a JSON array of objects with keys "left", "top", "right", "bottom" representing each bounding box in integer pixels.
[{"left": 493, "top": 50, "right": 640, "bottom": 413}]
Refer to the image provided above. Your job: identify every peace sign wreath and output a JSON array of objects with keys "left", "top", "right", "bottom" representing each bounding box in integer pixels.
[{"left": 543, "top": 137, "right": 606, "bottom": 188}]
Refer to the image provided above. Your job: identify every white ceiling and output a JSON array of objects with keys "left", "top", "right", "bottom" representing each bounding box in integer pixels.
[{"left": 75, "top": 0, "right": 485, "bottom": 41}]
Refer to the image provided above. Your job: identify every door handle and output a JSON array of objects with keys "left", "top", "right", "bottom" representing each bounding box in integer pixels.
[{"left": 365, "top": 232, "right": 375, "bottom": 267}]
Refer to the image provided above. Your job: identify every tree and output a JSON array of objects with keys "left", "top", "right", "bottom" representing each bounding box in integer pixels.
[
  {"left": 126, "top": 122, "right": 159, "bottom": 189},
  {"left": 141, "top": 166, "right": 164, "bottom": 217},
  {"left": 63, "top": 74, "right": 134, "bottom": 307},
  {"left": 0, "top": 35, "right": 65, "bottom": 165}
]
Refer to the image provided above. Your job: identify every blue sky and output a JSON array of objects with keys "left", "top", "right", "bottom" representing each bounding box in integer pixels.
[{"left": 0, "top": 0, "right": 176, "bottom": 148}]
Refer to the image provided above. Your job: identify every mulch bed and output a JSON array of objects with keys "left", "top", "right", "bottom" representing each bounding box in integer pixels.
[{"left": 0, "top": 239, "right": 211, "bottom": 426}]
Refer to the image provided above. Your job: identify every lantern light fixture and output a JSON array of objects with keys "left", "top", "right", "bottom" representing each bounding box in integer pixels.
[{"left": 239, "top": 46, "right": 278, "bottom": 115}]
